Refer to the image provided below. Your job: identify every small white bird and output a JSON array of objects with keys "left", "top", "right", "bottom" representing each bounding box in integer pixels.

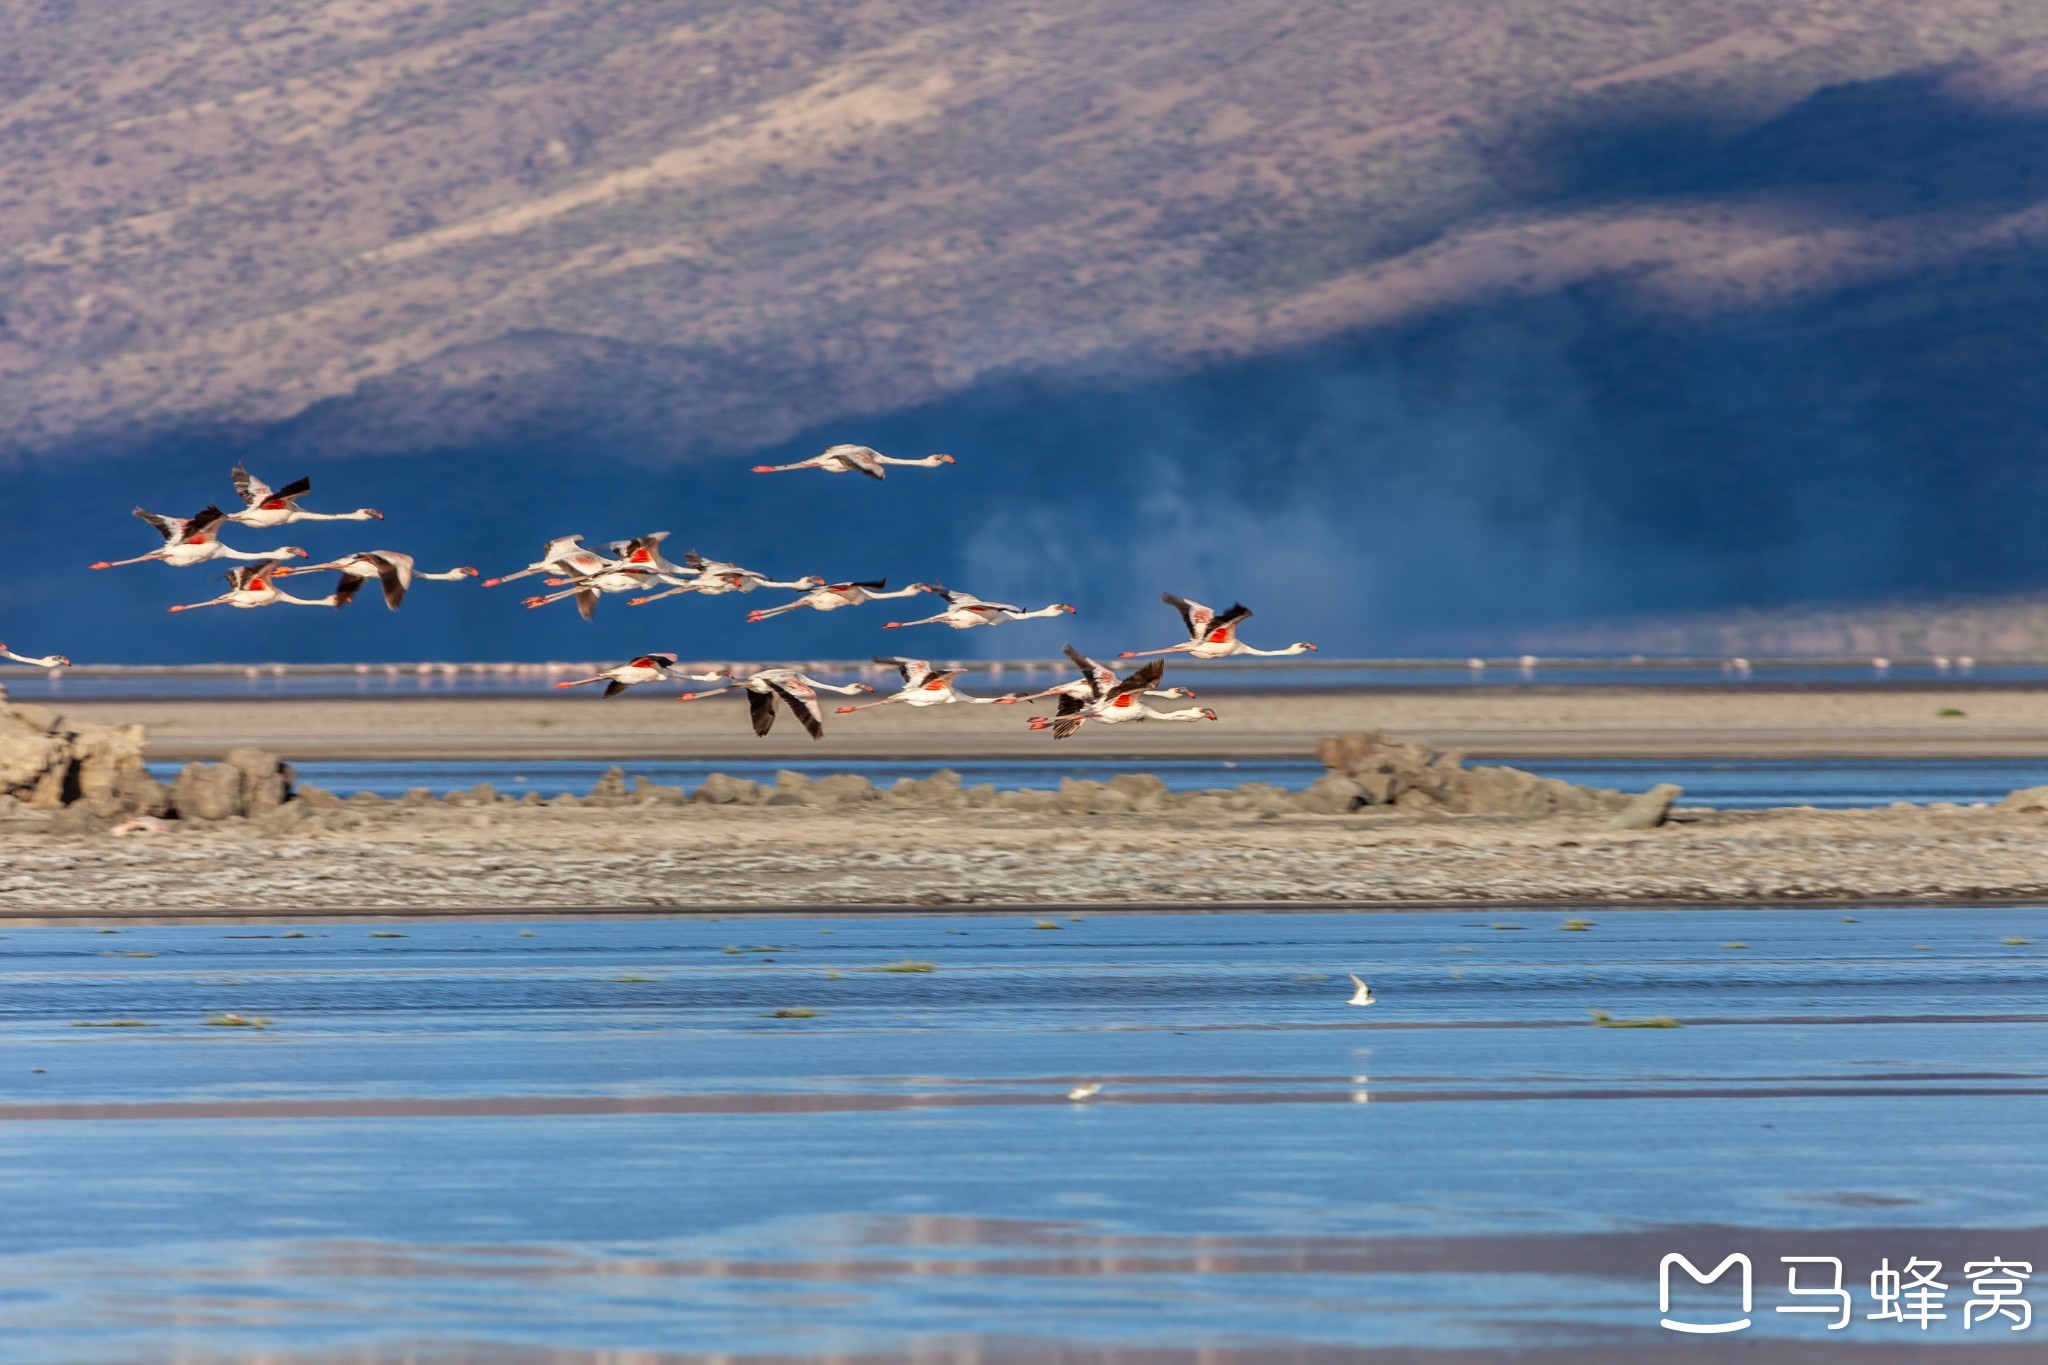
[
  {"left": 1066, "top": 1083, "right": 1102, "bottom": 1102},
  {"left": 1346, "top": 973, "right": 1375, "bottom": 1006}
]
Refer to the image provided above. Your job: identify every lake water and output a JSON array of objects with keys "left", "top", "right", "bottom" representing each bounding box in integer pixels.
[
  {"left": 7, "top": 657, "right": 2043, "bottom": 701},
  {"left": 2, "top": 907, "right": 2045, "bottom": 1363},
  {"left": 142, "top": 754, "right": 2048, "bottom": 808}
]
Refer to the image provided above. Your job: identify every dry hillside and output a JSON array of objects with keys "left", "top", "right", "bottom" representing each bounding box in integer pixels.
[{"left": 3, "top": 0, "right": 2047, "bottom": 456}]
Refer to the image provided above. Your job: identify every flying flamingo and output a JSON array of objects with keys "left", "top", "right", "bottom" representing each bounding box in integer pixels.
[
  {"left": 675, "top": 669, "right": 872, "bottom": 739},
  {"left": 275, "top": 551, "right": 478, "bottom": 610},
  {"left": 520, "top": 535, "right": 675, "bottom": 620},
  {"left": 93, "top": 506, "right": 307, "bottom": 570},
  {"left": 747, "top": 579, "right": 928, "bottom": 621},
  {"left": 1027, "top": 647, "right": 1218, "bottom": 738},
  {"left": 482, "top": 535, "right": 610, "bottom": 588},
  {"left": 596, "top": 531, "right": 692, "bottom": 578},
  {"left": 884, "top": 585, "right": 1075, "bottom": 631},
  {"left": 1119, "top": 595, "right": 1316, "bottom": 659},
  {"left": 0, "top": 643, "right": 69, "bottom": 668},
  {"left": 835, "top": 657, "right": 1010, "bottom": 713},
  {"left": 751, "top": 444, "right": 955, "bottom": 480},
  {"left": 997, "top": 653, "right": 1197, "bottom": 706},
  {"left": 166, "top": 560, "right": 357, "bottom": 612},
  {"left": 225, "top": 466, "right": 382, "bottom": 527},
  {"left": 554, "top": 655, "right": 731, "bottom": 698},
  {"left": 630, "top": 551, "right": 822, "bottom": 605}
]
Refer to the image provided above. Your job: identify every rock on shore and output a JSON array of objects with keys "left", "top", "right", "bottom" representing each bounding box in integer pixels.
[
  {"left": 0, "top": 685, "right": 300, "bottom": 826},
  {"left": 1312, "top": 730, "right": 1666, "bottom": 821},
  {"left": 0, "top": 685, "right": 160, "bottom": 818}
]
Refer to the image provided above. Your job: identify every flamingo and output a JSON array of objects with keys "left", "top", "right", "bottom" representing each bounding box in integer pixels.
[
  {"left": 225, "top": 465, "right": 382, "bottom": 527},
  {"left": 751, "top": 444, "right": 955, "bottom": 480},
  {"left": 520, "top": 535, "right": 676, "bottom": 620},
  {"left": 747, "top": 579, "right": 928, "bottom": 622},
  {"left": 1118, "top": 595, "right": 1316, "bottom": 659},
  {"left": 675, "top": 669, "right": 872, "bottom": 739},
  {"left": 554, "top": 655, "right": 730, "bottom": 698},
  {"left": 1027, "top": 647, "right": 1217, "bottom": 738},
  {"left": 166, "top": 560, "right": 357, "bottom": 612},
  {"left": 884, "top": 585, "right": 1075, "bottom": 631},
  {"left": 633, "top": 570, "right": 823, "bottom": 604},
  {"left": 835, "top": 657, "right": 1010, "bottom": 712},
  {"left": 0, "top": 643, "right": 69, "bottom": 668},
  {"left": 597, "top": 531, "right": 692, "bottom": 578},
  {"left": 996, "top": 653, "right": 1197, "bottom": 707},
  {"left": 630, "top": 551, "right": 822, "bottom": 605},
  {"left": 92, "top": 506, "right": 307, "bottom": 570},
  {"left": 275, "top": 551, "right": 477, "bottom": 610},
  {"left": 482, "top": 535, "right": 610, "bottom": 588}
]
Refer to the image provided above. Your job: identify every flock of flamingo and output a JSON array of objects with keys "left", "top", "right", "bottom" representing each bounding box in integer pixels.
[{"left": 6, "top": 444, "right": 1317, "bottom": 741}]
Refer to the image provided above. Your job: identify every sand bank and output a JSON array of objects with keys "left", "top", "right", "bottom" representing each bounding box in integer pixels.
[
  {"left": 4, "top": 791, "right": 2048, "bottom": 917},
  {"left": 49, "top": 685, "right": 2048, "bottom": 761}
]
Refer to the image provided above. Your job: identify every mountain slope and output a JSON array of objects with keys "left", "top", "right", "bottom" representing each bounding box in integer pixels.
[{"left": 5, "top": 0, "right": 2047, "bottom": 457}]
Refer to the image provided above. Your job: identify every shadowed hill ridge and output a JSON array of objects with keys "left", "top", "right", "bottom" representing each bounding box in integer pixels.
[{"left": 5, "top": 1, "right": 2048, "bottom": 458}]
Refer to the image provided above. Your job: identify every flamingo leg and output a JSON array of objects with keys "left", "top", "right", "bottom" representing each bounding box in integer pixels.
[
  {"left": 482, "top": 565, "right": 545, "bottom": 587},
  {"left": 834, "top": 696, "right": 902, "bottom": 713}
]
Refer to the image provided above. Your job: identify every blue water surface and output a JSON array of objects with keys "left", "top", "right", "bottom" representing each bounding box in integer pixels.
[{"left": 0, "top": 907, "right": 2045, "bottom": 1362}]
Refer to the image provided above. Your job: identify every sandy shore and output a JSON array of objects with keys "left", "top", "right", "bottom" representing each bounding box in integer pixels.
[
  {"left": 52, "top": 685, "right": 2048, "bottom": 760},
  {"left": 6, "top": 686, "right": 2048, "bottom": 918},
  {"left": 4, "top": 789, "right": 2048, "bottom": 918}
]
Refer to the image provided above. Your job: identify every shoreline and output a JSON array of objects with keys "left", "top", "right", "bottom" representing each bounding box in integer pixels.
[
  {"left": 48, "top": 686, "right": 2048, "bottom": 760},
  {"left": 8, "top": 688, "right": 2048, "bottom": 917},
  {"left": 5, "top": 896, "right": 2046, "bottom": 926}
]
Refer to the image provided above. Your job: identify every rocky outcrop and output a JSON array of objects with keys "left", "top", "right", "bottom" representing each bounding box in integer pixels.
[
  {"left": 1314, "top": 731, "right": 1676, "bottom": 823},
  {"left": 1603, "top": 783, "right": 1683, "bottom": 831},
  {"left": 168, "top": 763, "right": 244, "bottom": 821},
  {"left": 165, "top": 749, "right": 295, "bottom": 822},
  {"left": 0, "top": 685, "right": 164, "bottom": 816},
  {"left": 692, "top": 773, "right": 761, "bottom": 805}
]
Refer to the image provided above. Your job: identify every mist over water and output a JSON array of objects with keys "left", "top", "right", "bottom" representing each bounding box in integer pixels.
[{"left": 13, "top": 262, "right": 2048, "bottom": 665}]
